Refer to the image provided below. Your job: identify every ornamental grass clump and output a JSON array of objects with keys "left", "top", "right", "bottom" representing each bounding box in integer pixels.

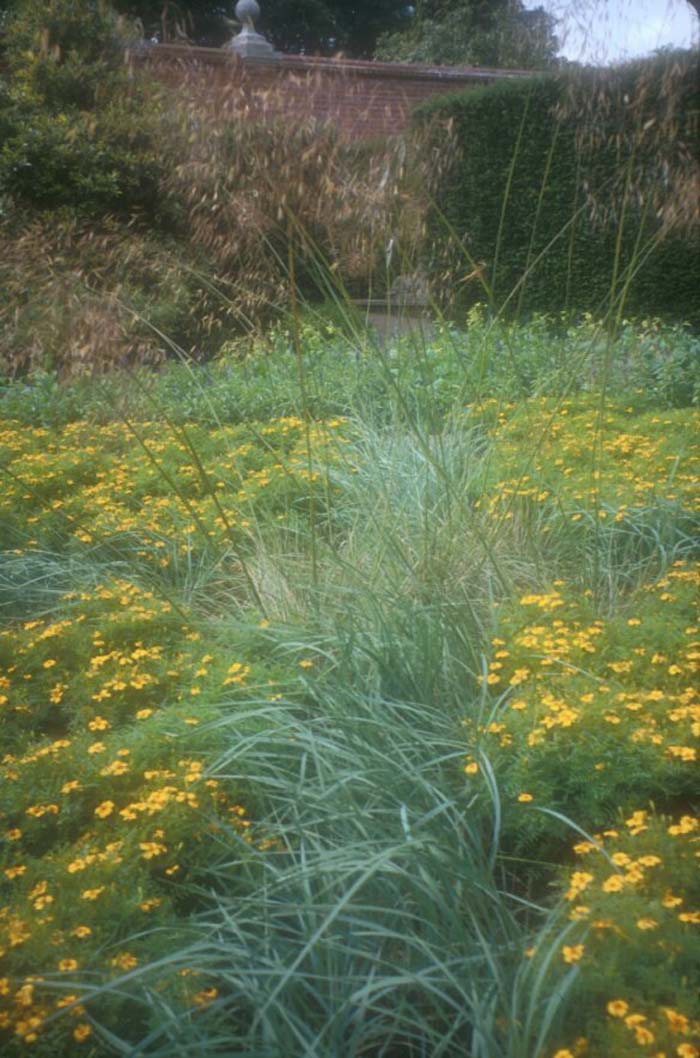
[
  {"left": 1, "top": 267, "right": 699, "bottom": 1054},
  {"left": 1, "top": 5, "right": 700, "bottom": 1050}
]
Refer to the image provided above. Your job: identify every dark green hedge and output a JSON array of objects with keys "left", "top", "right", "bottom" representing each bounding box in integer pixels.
[{"left": 414, "top": 54, "right": 700, "bottom": 325}]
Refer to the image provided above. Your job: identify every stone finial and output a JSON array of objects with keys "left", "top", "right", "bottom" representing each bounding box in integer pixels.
[{"left": 227, "top": 0, "right": 278, "bottom": 61}]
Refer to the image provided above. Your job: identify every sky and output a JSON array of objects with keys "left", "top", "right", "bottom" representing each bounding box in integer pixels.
[{"left": 524, "top": 0, "right": 698, "bottom": 64}]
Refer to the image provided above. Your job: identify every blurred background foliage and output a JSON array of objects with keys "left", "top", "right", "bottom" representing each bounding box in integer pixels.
[
  {"left": 0, "top": 0, "right": 559, "bottom": 60},
  {"left": 0, "top": 0, "right": 698, "bottom": 381}
]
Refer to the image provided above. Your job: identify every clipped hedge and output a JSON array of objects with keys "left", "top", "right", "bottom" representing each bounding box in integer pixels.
[{"left": 414, "top": 53, "right": 700, "bottom": 325}]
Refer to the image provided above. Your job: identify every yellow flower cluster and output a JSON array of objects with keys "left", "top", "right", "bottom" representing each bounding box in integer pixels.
[
  {"left": 472, "top": 396, "right": 699, "bottom": 520},
  {"left": 549, "top": 810, "right": 700, "bottom": 1057},
  {"left": 0, "top": 578, "right": 264, "bottom": 1048},
  {"left": 0, "top": 415, "right": 349, "bottom": 558},
  {"left": 0, "top": 411, "right": 346, "bottom": 1049},
  {"left": 475, "top": 563, "right": 699, "bottom": 776}
]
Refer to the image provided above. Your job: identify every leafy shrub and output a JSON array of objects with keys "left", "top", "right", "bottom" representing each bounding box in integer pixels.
[
  {"left": 2, "top": 0, "right": 136, "bottom": 112},
  {"left": 0, "top": 0, "right": 167, "bottom": 222},
  {"left": 0, "top": 110, "right": 163, "bottom": 215}
]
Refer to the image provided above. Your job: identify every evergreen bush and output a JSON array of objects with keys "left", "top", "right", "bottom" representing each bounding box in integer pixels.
[
  {"left": 0, "top": 0, "right": 164, "bottom": 220},
  {"left": 414, "top": 51, "right": 700, "bottom": 325}
]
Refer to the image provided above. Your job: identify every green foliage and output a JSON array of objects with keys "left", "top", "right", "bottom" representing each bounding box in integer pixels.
[
  {"left": 552, "top": 815, "right": 700, "bottom": 1057},
  {"left": 415, "top": 52, "right": 700, "bottom": 324},
  {"left": 110, "top": 0, "right": 412, "bottom": 56},
  {"left": 3, "top": 311, "right": 699, "bottom": 420},
  {"left": 377, "top": 0, "right": 558, "bottom": 69},
  {"left": 0, "top": 574, "right": 277, "bottom": 1055},
  {"left": 470, "top": 564, "right": 700, "bottom": 852},
  {"left": 0, "top": 314, "right": 699, "bottom": 1054},
  {"left": 0, "top": 111, "right": 162, "bottom": 214},
  {"left": 0, "top": 1, "right": 165, "bottom": 220},
  {"left": 3, "top": 0, "right": 136, "bottom": 111}
]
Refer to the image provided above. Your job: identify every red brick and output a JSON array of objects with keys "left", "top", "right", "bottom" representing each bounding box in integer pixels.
[{"left": 130, "top": 44, "right": 531, "bottom": 140}]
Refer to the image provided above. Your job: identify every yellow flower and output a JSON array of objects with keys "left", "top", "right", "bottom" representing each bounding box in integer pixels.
[
  {"left": 566, "top": 871, "right": 594, "bottom": 900},
  {"left": 636, "top": 917, "right": 658, "bottom": 931},
  {"left": 139, "top": 841, "right": 167, "bottom": 860},
  {"left": 55, "top": 994, "right": 80, "bottom": 1009},
  {"left": 607, "top": 999, "right": 629, "bottom": 1018},
  {"left": 99, "top": 760, "right": 129, "bottom": 777},
  {"left": 634, "top": 1026, "right": 655, "bottom": 1046},
  {"left": 72, "top": 926, "right": 92, "bottom": 939},
  {"left": 15, "top": 982, "right": 34, "bottom": 1006},
  {"left": 88, "top": 716, "right": 110, "bottom": 732},
  {"left": 464, "top": 762, "right": 479, "bottom": 775},
  {"left": 26, "top": 803, "right": 59, "bottom": 817},
  {"left": 81, "top": 887, "right": 105, "bottom": 901},
  {"left": 625, "top": 1014, "right": 647, "bottom": 1028},
  {"left": 4, "top": 865, "right": 26, "bottom": 879},
  {"left": 193, "top": 987, "right": 219, "bottom": 1007},
  {"left": 58, "top": 959, "right": 79, "bottom": 972},
  {"left": 625, "top": 810, "right": 648, "bottom": 835},
  {"left": 94, "top": 800, "right": 115, "bottom": 819},
  {"left": 668, "top": 816, "right": 698, "bottom": 836},
  {"left": 139, "top": 898, "right": 162, "bottom": 912},
  {"left": 74, "top": 1024, "right": 92, "bottom": 1043},
  {"left": 510, "top": 667, "right": 530, "bottom": 685},
  {"left": 518, "top": 793, "right": 534, "bottom": 803},
  {"left": 662, "top": 1008, "right": 689, "bottom": 1033},
  {"left": 561, "top": 944, "right": 584, "bottom": 964}
]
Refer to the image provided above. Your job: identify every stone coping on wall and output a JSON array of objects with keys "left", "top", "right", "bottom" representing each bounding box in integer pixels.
[{"left": 129, "top": 42, "right": 534, "bottom": 85}]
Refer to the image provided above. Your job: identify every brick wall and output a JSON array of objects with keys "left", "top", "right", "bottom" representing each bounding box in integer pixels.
[{"left": 131, "top": 44, "right": 531, "bottom": 141}]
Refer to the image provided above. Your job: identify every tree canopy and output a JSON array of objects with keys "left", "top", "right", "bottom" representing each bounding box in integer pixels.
[
  {"left": 0, "top": 0, "right": 546, "bottom": 59},
  {"left": 1, "top": 0, "right": 698, "bottom": 62},
  {"left": 376, "top": 0, "right": 559, "bottom": 69},
  {"left": 103, "top": 1, "right": 413, "bottom": 54}
]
